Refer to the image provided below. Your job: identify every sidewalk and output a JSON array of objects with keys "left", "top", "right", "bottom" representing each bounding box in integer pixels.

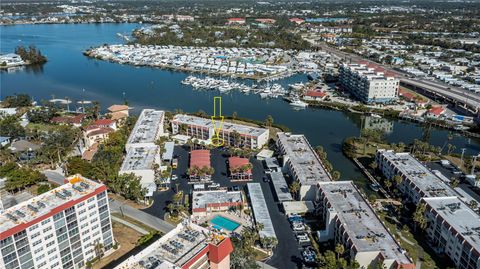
[{"left": 111, "top": 215, "right": 149, "bottom": 235}]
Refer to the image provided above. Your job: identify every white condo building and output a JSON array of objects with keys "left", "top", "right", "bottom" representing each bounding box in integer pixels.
[
  {"left": 375, "top": 150, "right": 457, "bottom": 204},
  {"left": 125, "top": 109, "right": 165, "bottom": 151},
  {"left": 276, "top": 132, "right": 332, "bottom": 200},
  {"left": 316, "top": 181, "right": 415, "bottom": 269},
  {"left": 171, "top": 114, "right": 269, "bottom": 149},
  {"left": 0, "top": 175, "right": 114, "bottom": 269},
  {"left": 422, "top": 197, "right": 480, "bottom": 269},
  {"left": 339, "top": 63, "right": 399, "bottom": 103}
]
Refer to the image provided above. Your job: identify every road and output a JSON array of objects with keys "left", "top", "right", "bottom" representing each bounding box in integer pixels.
[
  {"left": 317, "top": 43, "right": 480, "bottom": 112},
  {"left": 109, "top": 199, "right": 175, "bottom": 233},
  {"left": 111, "top": 215, "right": 149, "bottom": 235}
]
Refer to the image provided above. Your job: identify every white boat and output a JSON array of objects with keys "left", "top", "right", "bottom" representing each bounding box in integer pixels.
[{"left": 290, "top": 99, "right": 308, "bottom": 108}]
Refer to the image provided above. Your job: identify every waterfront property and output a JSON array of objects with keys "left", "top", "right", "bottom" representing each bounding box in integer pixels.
[
  {"left": 171, "top": 114, "right": 269, "bottom": 149},
  {"left": 125, "top": 109, "right": 165, "bottom": 151},
  {"left": 191, "top": 189, "right": 243, "bottom": 217},
  {"left": 375, "top": 149, "right": 458, "bottom": 204},
  {"left": 0, "top": 175, "right": 114, "bottom": 269},
  {"left": 114, "top": 222, "right": 234, "bottom": 269},
  {"left": 276, "top": 132, "right": 332, "bottom": 201},
  {"left": 247, "top": 183, "right": 277, "bottom": 240},
  {"left": 0, "top": 53, "right": 25, "bottom": 67},
  {"left": 119, "top": 144, "right": 160, "bottom": 197},
  {"left": 339, "top": 63, "right": 399, "bottom": 104},
  {"left": 422, "top": 196, "right": 480, "bottom": 269},
  {"left": 228, "top": 156, "right": 253, "bottom": 181},
  {"left": 316, "top": 181, "right": 415, "bottom": 269}
]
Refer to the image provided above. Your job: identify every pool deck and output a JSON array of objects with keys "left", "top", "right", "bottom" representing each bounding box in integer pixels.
[{"left": 195, "top": 211, "right": 253, "bottom": 234}]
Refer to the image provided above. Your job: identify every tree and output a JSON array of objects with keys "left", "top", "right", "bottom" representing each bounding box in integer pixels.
[
  {"left": 27, "top": 107, "right": 57, "bottom": 123},
  {"left": 289, "top": 181, "right": 301, "bottom": 200},
  {"left": 0, "top": 115, "right": 25, "bottom": 139},
  {"left": 2, "top": 94, "right": 32, "bottom": 107},
  {"left": 335, "top": 244, "right": 345, "bottom": 259},
  {"left": 232, "top": 111, "right": 238, "bottom": 120},
  {"left": 469, "top": 200, "right": 478, "bottom": 210},
  {"left": 331, "top": 170, "right": 341, "bottom": 181},
  {"left": 413, "top": 202, "right": 428, "bottom": 231},
  {"left": 0, "top": 163, "right": 47, "bottom": 192},
  {"left": 264, "top": 115, "right": 274, "bottom": 127}
]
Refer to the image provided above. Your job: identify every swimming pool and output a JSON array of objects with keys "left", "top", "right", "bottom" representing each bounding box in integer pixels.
[{"left": 210, "top": 215, "right": 240, "bottom": 231}]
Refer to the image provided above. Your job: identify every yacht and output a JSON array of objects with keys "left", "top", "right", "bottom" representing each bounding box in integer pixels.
[{"left": 290, "top": 99, "right": 308, "bottom": 108}]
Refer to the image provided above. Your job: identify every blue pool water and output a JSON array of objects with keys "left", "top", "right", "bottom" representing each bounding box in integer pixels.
[{"left": 210, "top": 215, "right": 240, "bottom": 231}]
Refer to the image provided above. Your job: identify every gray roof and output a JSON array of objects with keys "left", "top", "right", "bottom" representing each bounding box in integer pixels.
[
  {"left": 162, "top": 141, "right": 175, "bottom": 161},
  {"left": 120, "top": 145, "right": 158, "bottom": 171},
  {"left": 269, "top": 172, "right": 293, "bottom": 202},
  {"left": 277, "top": 132, "right": 331, "bottom": 185},
  {"left": 247, "top": 183, "right": 276, "bottom": 239},
  {"left": 127, "top": 109, "right": 164, "bottom": 145},
  {"left": 378, "top": 151, "right": 457, "bottom": 198},
  {"left": 423, "top": 196, "right": 480, "bottom": 254},
  {"left": 318, "top": 181, "right": 412, "bottom": 265},
  {"left": 173, "top": 114, "right": 268, "bottom": 137},
  {"left": 192, "top": 190, "right": 242, "bottom": 210},
  {"left": 9, "top": 140, "right": 41, "bottom": 153}
]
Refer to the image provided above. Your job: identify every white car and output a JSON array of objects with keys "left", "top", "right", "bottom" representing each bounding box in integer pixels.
[
  {"left": 209, "top": 183, "right": 220, "bottom": 188},
  {"left": 171, "top": 175, "right": 178, "bottom": 180},
  {"left": 296, "top": 233, "right": 310, "bottom": 243}
]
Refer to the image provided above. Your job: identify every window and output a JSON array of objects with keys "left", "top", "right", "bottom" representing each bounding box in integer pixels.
[
  {"left": 41, "top": 219, "right": 51, "bottom": 225},
  {"left": 43, "top": 226, "right": 52, "bottom": 233},
  {"left": 32, "top": 239, "right": 42, "bottom": 247},
  {"left": 28, "top": 224, "right": 39, "bottom": 232}
]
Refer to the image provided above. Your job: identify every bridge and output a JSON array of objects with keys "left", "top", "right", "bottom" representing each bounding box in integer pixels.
[{"left": 401, "top": 78, "right": 480, "bottom": 115}]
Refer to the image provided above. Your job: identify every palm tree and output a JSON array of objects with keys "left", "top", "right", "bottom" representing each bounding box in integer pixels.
[
  {"left": 94, "top": 242, "right": 104, "bottom": 258},
  {"left": 334, "top": 244, "right": 345, "bottom": 260},
  {"left": 393, "top": 175, "right": 403, "bottom": 186},
  {"left": 331, "top": 170, "right": 341, "bottom": 181},
  {"left": 413, "top": 202, "right": 428, "bottom": 231},
  {"left": 289, "top": 181, "right": 301, "bottom": 200}
]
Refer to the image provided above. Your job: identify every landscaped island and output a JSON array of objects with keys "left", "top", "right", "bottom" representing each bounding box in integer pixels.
[{"left": 0, "top": 46, "right": 47, "bottom": 69}]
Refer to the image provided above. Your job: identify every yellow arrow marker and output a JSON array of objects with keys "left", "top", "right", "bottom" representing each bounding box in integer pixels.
[{"left": 211, "top": 96, "right": 224, "bottom": 147}]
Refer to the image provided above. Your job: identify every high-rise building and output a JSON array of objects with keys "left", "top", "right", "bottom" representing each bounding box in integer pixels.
[
  {"left": 0, "top": 175, "right": 114, "bottom": 269},
  {"left": 339, "top": 63, "right": 399, "bottom": 103}
]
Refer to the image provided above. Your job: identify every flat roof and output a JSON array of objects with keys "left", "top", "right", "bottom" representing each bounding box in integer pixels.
[
  {"left": 378, "top": 150, "right": 457, "bottom": 198},
  {"left": 269, "top": 171, "right": 293, "bottom": 202},
  {"left": 127, "top": 109, "right": 164, "bottom": 145},
  {"left": 423, "top": 196, "right": 480, "bottom": 253},
  {"left": 192, "top": 190, "right": 243, "bottom": 210},
  {"left": 162, "top": 141, "right": 175, "bottom": 161},
  {"left": 318, "top": 181, "right": 412, "bottom": 265},
  {"left": 173, "top": 114, "right": 268, "bottom": 137},
  {"left": 120, "top": 145, "right": 158, "bottom": 171},
  {"left": 247, "top": 183, "right": 276, "bottom": 239},
  {"left": 115, "top": 223, "right": 209, "bottom": 269},
  {"left": 0, "top": 175, "right": 105, "bottom": 237},
  {"left": 277, "top": 132, "right": 331, "bottom": 185}
]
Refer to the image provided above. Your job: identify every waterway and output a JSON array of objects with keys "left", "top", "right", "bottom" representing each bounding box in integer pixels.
[{"left": 1, "top": 23, "right": 479, "bottom": 190}]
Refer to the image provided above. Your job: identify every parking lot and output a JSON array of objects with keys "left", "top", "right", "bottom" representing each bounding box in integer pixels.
[{"left": 142, "top": 145, "right": 304, "bottom": 269}]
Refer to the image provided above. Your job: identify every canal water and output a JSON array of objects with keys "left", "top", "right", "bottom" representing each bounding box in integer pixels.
[{"left": 1, "top": 23, "right": 479, "bottom": 187}]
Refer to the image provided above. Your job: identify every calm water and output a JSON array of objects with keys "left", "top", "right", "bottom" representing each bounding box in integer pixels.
[{"left": 1, "top": 23, "right": 479, "bottom": 185}]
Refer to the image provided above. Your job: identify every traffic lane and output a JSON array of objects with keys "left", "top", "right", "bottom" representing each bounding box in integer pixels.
[{"left": 249, "top": 159, "right": 303, "bottom": 269}]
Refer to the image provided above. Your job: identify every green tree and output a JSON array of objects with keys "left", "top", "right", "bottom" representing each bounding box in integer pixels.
[
  {"left": 0, "top": 115, "right": 25, "bottom": 138},
  {"left": 2, "top": 94, "right": 32, "bottom": 107},
  {"left": 331, "top": 170, "right": 341, "bottom": 181},
  {"left": 264, "top": 115, "right": 274, "bottom": 127},
  {"left": 413, "top": 202, "right": 428, "bottom": 231},
  {"left": 289, "top": 181, "right": 301, "bottom": 200}
]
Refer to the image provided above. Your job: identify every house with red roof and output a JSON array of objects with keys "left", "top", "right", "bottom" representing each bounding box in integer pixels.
[
  {"left": 425, "top": 106, "right": 446, "bottom": 119},
  {"left": 189, "top": 150, "right": 213, "bottom": 182},
  {"left": 226, "top": 18, "right": 246, "bottom": 25},
  {"left": 228, "top": 156, "right": 253, "bottom": 181},
  {"left": 107, "top": 104, "right": 129, "bottom": 125},
  {"left": 90, "top": 118, "right": 117, "bottom": 130},
  {"left": 255, "top": 18, "right": 276, "bottom": 24},
  {"left": 50, "top": 114, "right": 87, "bottom": 127},
  {"left": 304, "top": 90, "right": 328, "bottom": 101},
  {"left": 289, "top": 18, "right": 305, "bottom": 24}
]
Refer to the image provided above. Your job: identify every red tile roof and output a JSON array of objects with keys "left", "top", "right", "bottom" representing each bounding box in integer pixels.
[
  {"left": 228, "top": 157, "right": 251, "bottom": 173},
  {"left": 228, "top": 18, "right": 245, "bottom": 21},
  {"left": 428, "top": 106, "right": 445, "bottom": 116},
  {"left": 92, "top": 119, "right": 115, "bottom": 126},
  {"left": 255, "top": 18, "right": 276, "bottom": 24},
  {"left": 208, "top": 238, "right": 234, "bottom": 265},
  {"left": 190, "top": 150, "right": 211, "bottom": 168},
  {"left": 305, "top": 90, "right": 327, "bottom": 98},
  {"left": 86, "top": 127, "right": 114, "bottom": 137},
  {"left": 50, "top": 114, "right": 86, "bottom": 125},
  {"left": 289, "top": 18, "right": 305, "bottom": 23}
]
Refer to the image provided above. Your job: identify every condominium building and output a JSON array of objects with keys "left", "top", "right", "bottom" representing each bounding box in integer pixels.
[
  {"left": 276, "top": 132, "right": 331, "bottom": 201},
  {"left": 375, "top": 150, "right": 457, "bottom": 204},
  {"left": 125, "top": 109, "right": 165, "bottom": 150},
  {"left": 119, "top": 144, "right": 160, "bottom": 197},
  {"left": 114, "top": 222, "right": 234, "bottom": 269},
  {"left": 316, "top": 181, "right": 415, "bottom": 269},
  {"left": 171, "top": 114, "right": 269, "bottom": 149},
  {"left": 422, "top": 197, "right": 480, "bottom": 269},
  {"left": 339, "top": 63, "right": 399, "bottom": 103},
  {"left": 0, "top": 175, "right": 114, "bottom": 269},
  {"left": 191, "top": 190, "right": 243, "bottom": 217}
]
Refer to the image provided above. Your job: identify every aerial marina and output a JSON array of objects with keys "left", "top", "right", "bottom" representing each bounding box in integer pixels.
[{"left": 85, "top": 44, "right": 324, "bottom": 81}]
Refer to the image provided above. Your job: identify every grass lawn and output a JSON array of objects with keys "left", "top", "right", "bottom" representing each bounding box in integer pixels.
[
  {"left": 111, "top": 212, "right": 157, "bottom": 233},
  {"left": 377, "top": 211, "right": 439, "bottom": 269},
  {"left": 92, "top": 221, "right": 142, "bottom": 269}
]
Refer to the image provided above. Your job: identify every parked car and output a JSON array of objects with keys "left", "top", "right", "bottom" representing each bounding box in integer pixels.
[
  {"left": 302, "top": 247, "right": 317, "bottom": 264},
  {"left": 292, "top": 223, "right": 305, "bottom": 231},
  {"left": 263, "top": 176, "right": 270, "bottom": 183},
  {"left": 209, "top": 183, "right": 220, "bottom": 189},
  {"left": 171, "top": 175, "right": 178, "bottom": 180},
  {"left": 296, "top": 233, "right": 310, "bottom": 244}
]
